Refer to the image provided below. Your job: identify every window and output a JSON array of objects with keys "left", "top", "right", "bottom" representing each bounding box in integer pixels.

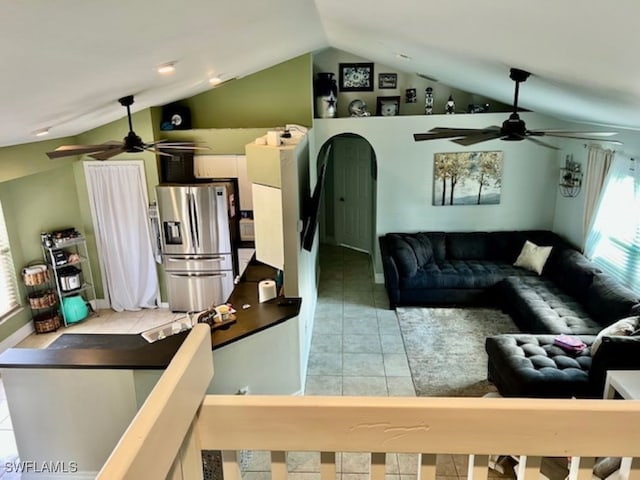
[
  {"left": 585, "top": 155, "right": 640, "bottom": 295},
  {"left": 0, "top": 201, "right": 19, "bottom": 320}
]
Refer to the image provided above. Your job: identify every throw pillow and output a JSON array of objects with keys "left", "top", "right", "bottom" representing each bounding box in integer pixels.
[
  {"left": 591, "top": 316, "right": 640, "bottom": 355},
  {"left": 513, "top": 240, "right": 553, "bottom": 275}
]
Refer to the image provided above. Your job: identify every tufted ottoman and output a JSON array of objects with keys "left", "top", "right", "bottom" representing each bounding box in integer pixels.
[{"left": 485, "top": 334, "right": 598, "bottom": 398}]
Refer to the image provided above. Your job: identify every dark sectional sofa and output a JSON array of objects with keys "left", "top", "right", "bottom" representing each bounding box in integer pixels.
[{"left": 379, "top": 230, "right": 640, "bottom": 398}]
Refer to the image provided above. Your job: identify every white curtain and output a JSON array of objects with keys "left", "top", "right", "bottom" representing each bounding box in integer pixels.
[
  {"left": 584, "top": 153, "right": 640, "bottom": 293},
  {"left": 85, "top": 163, "right": 159, "bottom": 311},
  {"left": 582, "top": 145, "right": 614, "bottom": 247}
]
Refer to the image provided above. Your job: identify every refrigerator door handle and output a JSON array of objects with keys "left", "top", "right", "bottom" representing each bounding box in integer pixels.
[
  {"left": 187, "top": 191, "right": 197, "bottom": 249},
  {"left": 169, "top": 273, "right": 227, "bottom": 278},
  {"left": 166, "top": 255, "right": 226, "bottom": 261},
  {"left": 191, "top": 192, "right": 200, "bottom": 249}
]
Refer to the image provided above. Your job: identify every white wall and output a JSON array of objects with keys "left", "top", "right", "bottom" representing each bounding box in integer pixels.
[{"left": 311, "top": 112, "right": 563, "bottom": 274}]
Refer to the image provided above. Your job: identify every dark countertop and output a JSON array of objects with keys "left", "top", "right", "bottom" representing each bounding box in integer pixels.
[{"left": 0, "top": 260, "right": 301, "bottom": 369}]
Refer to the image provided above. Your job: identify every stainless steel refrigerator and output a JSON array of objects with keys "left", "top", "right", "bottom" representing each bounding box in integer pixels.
[{"left": 156, "top": 182, "right": 238, "bottom": 311}]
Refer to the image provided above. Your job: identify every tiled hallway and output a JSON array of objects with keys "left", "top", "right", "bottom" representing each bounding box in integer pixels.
[{"left": 305, "top": 244, "right": 415, "bottom": 397}]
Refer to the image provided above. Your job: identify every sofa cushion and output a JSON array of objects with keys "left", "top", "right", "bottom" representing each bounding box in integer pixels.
[
  {"left": 446, "top": 232, "right": 488, "bottom": 260},
  {"left": 404, "top": 234, "right": 434, "bottom": 267},
  {"left": 549, "top": 249, "right": 599, "bottom": 301},
  {"left": 387, "top": 234, "right": 419, "bottom": 278},
  {"left": 591, "top": 316, "right": 640, "bottom": 355},
  {"left": 499, "top": 276, "right": 602, "bottom": 334},
  {"left": 487, "top": 231, "right": 524, "bottom": 262},
  {"left": 401, "top": 260, "right": 533, "bottom": 290},
  {"left": 420, "top": 232, "right": 446, "bottom": 260},
  {"left": 514, "top": 240, "right": 553, "bottom": 275},
  {"left": 584, "top": 274, "right": 640, "bottom": 326}
]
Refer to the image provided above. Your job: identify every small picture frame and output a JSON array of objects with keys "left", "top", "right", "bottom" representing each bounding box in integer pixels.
[
  {"left": 378, "top": 73, "right": 398, "bottom": 89},
  {"left": 376, "top": 96, "right": 401, "bottom": 116},
  {"left": 339, "top": 62, "right": 374, "bottom": 91}
]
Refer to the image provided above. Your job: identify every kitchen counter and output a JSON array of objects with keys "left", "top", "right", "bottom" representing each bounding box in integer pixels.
[{"left": 0, "top": 260, "right": 301, "bottom": 369}]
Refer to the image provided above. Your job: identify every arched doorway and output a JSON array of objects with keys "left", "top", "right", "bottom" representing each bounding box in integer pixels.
[{"left": 318, "top": 133, "right": 377, "bottom": 254}]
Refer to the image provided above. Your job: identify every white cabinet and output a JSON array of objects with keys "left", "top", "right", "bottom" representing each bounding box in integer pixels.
[
  {"left": 245, "top": 137, "right": 307, "bottom": 297},
  {"left": 194, "top": 154, "right": 252, "bottom": 210},
  {"left": 251, "top": 183, "right": 284, "bottom": 269}
]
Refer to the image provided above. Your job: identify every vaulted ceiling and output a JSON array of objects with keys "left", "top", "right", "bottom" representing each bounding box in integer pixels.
[{"left": 3, "top": 0, "right": 639, "bottom": 148}]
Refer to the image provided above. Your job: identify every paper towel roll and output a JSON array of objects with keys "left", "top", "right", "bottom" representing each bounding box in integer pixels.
[
  {"left": 258, "top": 279, "right": 277, "bottom": 303},
  {"left": 266, "top": 131, "right": 280, "bottom": 146}
]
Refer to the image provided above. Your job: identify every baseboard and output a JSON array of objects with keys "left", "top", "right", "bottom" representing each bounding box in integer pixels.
[
  {"left": 0, "top": 321, "right": 34, "bottom": 353},
  {"left": 374, "top": 273, "right": 384, "bottom": 284},
  {"left": 93, "top": 298, "right": 169, "bottom": 310},
  {"left": 94, "top": 298, "right": 109, "bottom": 310}
]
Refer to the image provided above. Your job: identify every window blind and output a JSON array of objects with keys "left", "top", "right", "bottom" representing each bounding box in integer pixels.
[
  {"left": 0, "top": 202, "right": 19, "bottom": 320},
  {"left": 589, "top": 165, "right": 640, "bottom": 295}
]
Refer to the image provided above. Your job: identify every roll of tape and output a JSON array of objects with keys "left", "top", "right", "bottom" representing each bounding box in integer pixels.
[{"left": 258, "top": 279, "right": 277, "bottom": 303}]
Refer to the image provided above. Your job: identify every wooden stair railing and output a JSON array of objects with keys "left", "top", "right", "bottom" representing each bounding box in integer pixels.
[{"left": 97, "top": 326, "right": 640, "bottom": 480}]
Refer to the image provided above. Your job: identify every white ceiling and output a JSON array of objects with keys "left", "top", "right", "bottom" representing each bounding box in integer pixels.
[{"left": 3, "top": 0, "right": 640, "bottom": 148}]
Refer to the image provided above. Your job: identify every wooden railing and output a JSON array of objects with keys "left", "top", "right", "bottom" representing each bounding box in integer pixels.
[{"left": 98, "top": 326, "right": 640, "bottom": 480}]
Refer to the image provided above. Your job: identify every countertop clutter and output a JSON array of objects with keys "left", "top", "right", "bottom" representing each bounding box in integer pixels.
[{"left": 0, "top": 260, "right": 301, "bottom": 369}]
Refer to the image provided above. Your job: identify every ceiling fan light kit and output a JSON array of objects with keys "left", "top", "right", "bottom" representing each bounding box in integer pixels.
[
  {"left": 46, "top": 95, "right": 208, "bottom": 161},
  {"left": 413, "top": 68, "right": 621, "bottom": 150}
]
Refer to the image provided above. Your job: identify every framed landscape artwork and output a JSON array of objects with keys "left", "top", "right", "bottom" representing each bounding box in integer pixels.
[
  {"left": 339, "top": 62, "right": 374, "bottom": 91},
  {"left": 433, "top": 151, "right": 503, "bottom": 206}
]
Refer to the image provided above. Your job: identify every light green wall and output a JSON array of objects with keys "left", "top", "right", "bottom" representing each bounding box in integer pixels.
[
  {"left": 160, "top": 128, "right": 271, "bottom": 154},
  {"left": 0, "top": 137, "right": 78, "bottom": 183},
  {"left": 184, "top": 54, "right": 313, "bottom": 129},
  {"left": 0, "top": 164, "right": 82, "bottom": 340}
]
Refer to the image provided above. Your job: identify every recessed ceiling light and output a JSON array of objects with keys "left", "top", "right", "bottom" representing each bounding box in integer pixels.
[
  {"left": 34, "top": 128, "right": 49, "bottom": 137},
  {"left": 208, "top": 76, "right": 223, "bottom": 86},
  {"left": 157, "top": 62, "right": 176, "bottom": 75}
]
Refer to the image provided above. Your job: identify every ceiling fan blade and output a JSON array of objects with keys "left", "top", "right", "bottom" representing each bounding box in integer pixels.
[
  {"left": 88, "top": 146, "right": 127, "bottom": 160},
  {"left": 534, "top": 130, "right": 618, "bottom": 137},
  {"left": 451, "top": 130, "right": 504, "bottom": 146},
  {"left": 536, "top": 132, "right": 624, "bottom": 145},
  {"left": 415, "top": 126, "right": 502, "bottom": 142},
  {"left": 155, "top": 144, "right": 211, "bottom": 151},
  {"left": 143, "top": 147, "right": 174, "bottom": 157},
  {"left": 524, "top": 136, "right": 560, "bottom": 150},
  {"left": 415, "top": 131, "right": 471, "bottom": 141},
  {"left": 46, "top": 143, "right": 123, "bottom": 159},
  {"left": 430, "top": 126, "right": 500, "bottom": 134}
]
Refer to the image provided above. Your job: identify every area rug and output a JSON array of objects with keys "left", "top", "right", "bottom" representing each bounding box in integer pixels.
[{"left": 396, "top": 307, "right": 519, "bottom": 397}]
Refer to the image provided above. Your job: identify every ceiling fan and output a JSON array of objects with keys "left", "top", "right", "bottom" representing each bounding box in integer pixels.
[
  {"left": 46, "top": 95, "right": 207, "bottom": 160},
  {"left": 413, "top": 68, "right": 622, "bottom": 150}
]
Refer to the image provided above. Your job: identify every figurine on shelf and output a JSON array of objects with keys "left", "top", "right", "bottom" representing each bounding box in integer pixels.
[
  {"left": 425, "top": 87, "right": 434, "bottom": 115},
  {"left": 445, "top": 95, "right": 455, "bottom": 114}
]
